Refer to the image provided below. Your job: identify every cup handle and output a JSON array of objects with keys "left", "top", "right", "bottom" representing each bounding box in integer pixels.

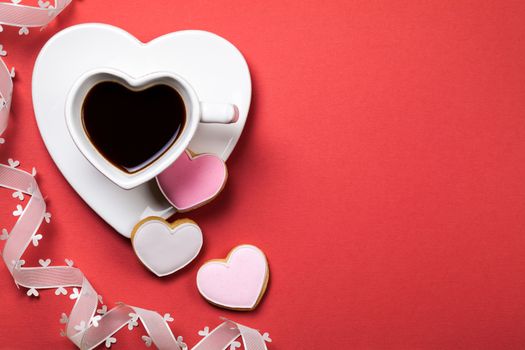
[{"left": 199, "top": 102, "right": 239, "bottom": 124}]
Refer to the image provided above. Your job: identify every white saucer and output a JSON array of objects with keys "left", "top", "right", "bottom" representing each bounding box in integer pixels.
[{"left": 32, "top": 23, "right": 251, "bottom": 237}]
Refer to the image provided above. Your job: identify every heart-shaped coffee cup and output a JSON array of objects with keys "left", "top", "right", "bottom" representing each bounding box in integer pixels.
[{"left": 65, "top": 68, "right": 239, "bottom": 189}]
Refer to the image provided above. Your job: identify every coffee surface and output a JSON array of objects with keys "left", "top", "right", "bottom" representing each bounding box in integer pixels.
[{"left": 82, "top": 81, "right": 186, "bottom": 173}]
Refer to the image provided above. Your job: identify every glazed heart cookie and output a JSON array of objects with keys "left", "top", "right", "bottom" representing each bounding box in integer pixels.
[
  {"left": 196, "top": 245, "right": 269, "bottom": 311},
  {"left": 156, "top": 150, "right": 227, "bottom": 212},
  {"left": 131, "top": 216, "right": 203, "bottom": 277}
]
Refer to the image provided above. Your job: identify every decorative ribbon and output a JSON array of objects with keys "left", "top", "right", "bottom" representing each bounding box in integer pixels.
[
  {"left": 0, "top": 45, "right": 12, "bottom": 139},
  {"left": 0, "top": 1, "right": 270, "bottom": 349},
  {"left": 0, "top": 0, "right": 72, "bottom": 141},
  {"left": 0, "top": 0, "right": 72, "bottom": 28}
]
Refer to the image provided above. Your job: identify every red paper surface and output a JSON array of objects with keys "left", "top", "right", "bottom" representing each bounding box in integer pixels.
[{"left": 1, "top": 1, "right": 525, "bottom": 349}]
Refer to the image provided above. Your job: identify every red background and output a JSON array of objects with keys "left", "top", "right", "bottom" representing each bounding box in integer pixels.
[{"left": 1, "top": 1, "right": 525, "bottom": 349}]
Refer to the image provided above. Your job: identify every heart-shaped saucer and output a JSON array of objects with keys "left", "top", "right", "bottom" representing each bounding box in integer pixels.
[
  {"left": 131, "top": 216, "right": 203, "bottom": 277},
  {"left": 156, "top": 150, "right": 227, "bottom": 212},
  {"left": 196, "top": 245, "right": 269, "bottom": 310},
  {"left": 32, "top": 23, "right": 251, "bottom": 237}
]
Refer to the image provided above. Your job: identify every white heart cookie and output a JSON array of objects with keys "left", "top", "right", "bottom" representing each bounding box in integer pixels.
[{"left": 131, "top": 217, "right": 203, "bottom": 277}]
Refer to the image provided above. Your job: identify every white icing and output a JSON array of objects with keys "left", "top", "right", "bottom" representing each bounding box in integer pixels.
[{"left": 132, "top": 218, "right": 203, "bottom": 277}]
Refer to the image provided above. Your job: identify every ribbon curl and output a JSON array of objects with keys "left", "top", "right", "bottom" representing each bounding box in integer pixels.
[
  {"left": 0, "top": 50, "right": 12, "bottom": 138},
  {"left": 0, "top": 0, "right": 72, "bottom": 140},
  {"left": 0, "top": 0, "right": 72, "bottom": 28},
  {"left": 0, "top": 1, "right": 270, "bottom": 349}
]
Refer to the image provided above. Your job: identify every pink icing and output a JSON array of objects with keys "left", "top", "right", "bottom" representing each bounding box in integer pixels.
[
  {"left": 156, "top": 151, "right": 227, "bottom": 211},
  {"left": 196, "top": 245, "right": 268, "bottom": 309}
]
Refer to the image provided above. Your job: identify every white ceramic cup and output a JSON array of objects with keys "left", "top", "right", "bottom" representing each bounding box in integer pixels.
[{"left": 65, "top": 68, "right": 238, "bottom": 189}]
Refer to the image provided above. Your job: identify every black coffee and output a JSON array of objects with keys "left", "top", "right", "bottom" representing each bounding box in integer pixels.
[{"left": 82, "top": 81, "right": 186, "bottom": 173}]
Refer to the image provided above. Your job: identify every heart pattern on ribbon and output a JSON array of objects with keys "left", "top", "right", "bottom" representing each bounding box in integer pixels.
[{"left": 131, "top": 217, "right": 203, "bottom": 277}]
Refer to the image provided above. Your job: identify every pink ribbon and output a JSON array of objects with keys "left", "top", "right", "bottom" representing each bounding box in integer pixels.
[
  {"left": 0, "top": 0, "right": 72, "bottom": 140},
  {"left": 0, "top": 0, "right": 72, "bottom": 27},
  {"left": 0, "top": 2, "right": 270, "bottom": 349},
  {"left": 0, "top": 54, "right": 12, "bottom": 138}
]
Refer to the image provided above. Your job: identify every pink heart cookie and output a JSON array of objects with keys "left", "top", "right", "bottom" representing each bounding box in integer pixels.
[
  {"left": 196, "top": 245, "right": 269, "bottom": 311},
  {"left": 156, "top": 150, "right": 227, "bottom": 212}
]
